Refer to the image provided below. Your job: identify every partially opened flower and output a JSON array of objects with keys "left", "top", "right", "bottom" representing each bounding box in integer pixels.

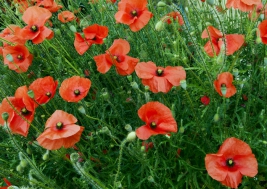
[
  {"left": 94, "top": 39, "right": 139, "bottom": 75},
  {"left": 136, "top": 101, "right": 177, "bottom": 140},
  {"left": 29, "top": 76, "right": 58, "bottom": 105},
  {"left": 58, "top": 11, "right": 76, "bottom": 23},
  {"left": 36, "top": 110, "right": 84, "bottom": 150},
  {"left": 33, "top": 0, "right": 63, "bottom": 13},
  {"left": 115, "top": 0, "right": 153, "bottom": 32},
  {"left": 165, "top": 12, "right": 184, "bottom": 26},
  {"left": 205, "top": 137, "right": 258, "bottom": 188},
  {"left": 0, "top": 86, "right": 35, "bottom": 137},
  {"left": 258, "top": 20, "right": 267, "bottom": 44},
  {"left": 2, "top": 44, "right": 33, "bottom": 73},
  {"left": 135, "top": 61, "right": 186, "bottom": 93},
  {"left": 20, "top": 6, "right": 54, "bottom": 44},
  {"left": 0, "top": 25, "right": 26, "bottom": 46},
  {"left": 59, "top": 76, "right": 91, "bottom": 102},
  {"left": 214, "top": 72, "right": 236, "bottom": 98},
  {"left": 74, "top": 24, "right": 109, "bottom": 55},
  {"left": 200, "top": 95, "right": 210, "bottom": 105},
  {"left": 201, "top": 26, "right": 244, "bottom": 57},
  {"left": 226, "top": 0, "right": 261, "bottom": 12}
]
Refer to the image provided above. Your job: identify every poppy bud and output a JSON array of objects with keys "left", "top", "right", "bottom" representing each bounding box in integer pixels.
[
  {"left": 179, "top": 127, "right": 185, "bottom": 133},
  {"left": 205, "top": 22, "right": 212, "bottom": 26},
  {"left": 16, "top": 164, "right": 23, "bottom": 173},
  {"left": 256, "top": 37, "right": 262, "bottom": 44},
  {"left": 42, "top": 150, "right": 49, "bottom": 160},
  {"left": 6, "top": 54, "right": 13, "bottom": 62},
  {"left": 207, "top": 0, "right": 215, "bottom": 6},
  {"left": 213, "top": 113, "right": 220, "bottom": 122},
  {"left": 141, "top": 146, "right": 145, "bottom": 152},
  {"left": 101, "top": 91, "right": 109, "bottom": 100},
  {"left": 1, "top": 112, "right": 9, "bottom": 121},
  {"left": 180, "top": 80, "right": 187, "bottom": 90},
  {"left": 27, "top": 90, "right": 34, "bottom": 98},
  {"left": 26, "top": 147, "right": 32, "bottom": 155},
  {"left": 29, "top": 178, "right": 38, "bottom": 186},
  {"left": 69, "top": 25, "right": 77, "bottom": 32},
  {"left": 221, "top": 85, "right": 227, "bottom": 96},
  {"left": 147, "top": 176, "right": 155, "bottom": 183},
  {"left": 126, "top": 131, "right": 136, "bottom": 142},
  {"left": 131, "top": 82, "right": 139, "bottom": 90},
  {"left": 78, "top": 106, "right": 86, "bottom": 114},
  {"left": 155, "top": 20, "right": 165, "bottom": 31},
  {"left": 20, "top": 159, "right": 28, "bottom": 168},
  {"left": 144, "top": 92, "right": 150, "bottom": 102},
  {"left": 233, "top": 68, "right": 239, "bottom": 77},
  {"left": 54, "top": 28, "right": 61, "bottom": 36},
  {"left": 157, "top": 1, "right": 166, "bottom": 7},
  {"left": 125, "top": 124, "right": 132, "bottom": 132},
  {"left": 99, "top": 126, "right": 109, "bottom": 133},
  {"left": 127, "top": 75, "right": 132, "bottom": 82}
]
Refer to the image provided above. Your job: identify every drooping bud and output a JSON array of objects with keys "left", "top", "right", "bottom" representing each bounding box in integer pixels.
[
  {"left": 27, "top": 90, "right": 35, "bottom": 99},
  {"left": 131, "top": 82, "right": 139, "bottom": 90},
  {"left": 206, "top": 0, "right": 215, "bottom": 6},
  {"left": 69, "top": 25, "right": 77, "bottom": 32},
  {"left": 126, "top": 131, "right": 136, "bottom": 142},
  {"left": 157, "top": 1, "right": 166, "bottom": 7},
  {"left": 124, "top": 124, "right": 132, "bottom": 132},
  {"left": 155, "top": 20, "right": 165, "bottom": 31},
  {"left": 180, "top": 80, "right": 187, "bottom": 90},
  {"left": 1, "top": 112, "right": 9, "bottom": 121}
]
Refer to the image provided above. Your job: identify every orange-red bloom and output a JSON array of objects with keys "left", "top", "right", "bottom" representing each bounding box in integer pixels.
[
  {"left": 2, "top": 44, "right": 33, "bottom": 73},
  {"left": 36, "top": 110, "right": 84, "bottom": 150},
  {"left": 20, "top": 6, "right": 54, "bottom": 44},
  {"left": 58, "top": 11, "right": 76, "bottom": 23},
  {"left": 74, "top": 24, "right": 109, "bottom": 55},
  {"left": 0, "top": 178, "right": 12, "bottom": 189},
  {"left": 201, "top": 26, "right": 244, "bottom": 57},
  {"left": 94, "top": 39, "right": 139, "bottom": 75},
  {"left": 114, "top": 0, "right": 153, "bottom": 32},
  {"left": 0, "top": 86, "right": 35, "bottom": 137},
  {"left": 214, "top": 72, "right": 236, "bottom": 98},
  {"left": 29, "top": 76, "right": 58, "bottom": 105},
  {"left": 226, "top": 0, "right": 261, "bottom": 12},
  {"left": 165, "top": 12, "right": 184, "bottom": 26},
  {"left": 205, "top": 137, "right": 258, "bottom": 188},
  {"left": 59, "top": 76, "right": 91, "bottom": 102},
  {"left": 136, "top": 101, "right": 177, "bottom": 140},
  {"left": 201, "top": 95, "right": 210, "bottom": 105},
  {"left": 135, "top": 61, "right": 186, "bottom": 93},
  {"left": 32, "top": 0, "right": 62, "bottom": 12},
  {"left": 258, "top": 20, "right": 267, "bottom": 44},
  {"left": 0, "top": 25, "right": 26, "bottom": 47}
]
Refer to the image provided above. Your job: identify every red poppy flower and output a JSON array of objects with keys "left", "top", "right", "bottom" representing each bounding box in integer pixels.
[
  {"left": 0, "top": 25, "right": 26, "bottom": 47},
  {"left": 135, "top": 61, "right": 186, "bottom": 93},
  {"left": 59, "top": 76, "right": 91, "bottom": 102},
  {"left": 136, "top": 101, "right": 177, "bottom": 140},
  {"left": 165, "top": 12, "right": 184, "bottom": 26},
  {"left": 32, "top": 0, "right": 62, "bottom": 12},
  {"left": 258, "top": 20, "right": 267, "bottom": 44},
  {"left": 114, "top": 0, "right": 153, "bottom": 32},
  {"left": 29, "top": 76, "right": 58, "bottom": 105},
  {"left": 58, "top": 11, "right": 76, "bottom": 23},
  {"left": 0, "top": 86, "right": 35, "bottom": 137},
  {"left": 2, "top": 44, "right": 33, "bottom": 73},
  {"left": 74, "top": 24, "right": 109, "bottom": 55},
  {"left": 94, "top": 39, "right": 139, "bottom": 75},
  {"left": 0, "top": 178, "right": 12, "bottom": 189},
  {"left": 201, "top": 95, "right": 210, "bottom": 105},
  {"left": 20, "top": 6, "right": 54, "bottom": 44},
  {"left": 201, "top": 26, "right": 244, "bottom": 57},
  {"left": 205, "top": 137, "right": 258, "bottom": 188},
  {"left": 36, "top": 110, "right": 84, "bottom": 150},
  {"left": 248, "top": 3, "right": 264, "bottom": 20},
  {"left": 142, "top": 141, "right": 154, "bottom": 152},
  {"left": 214, "top": 72, "right": 236, "bottom": 98},
  {"left": 226, "top": 0, "right": 261, "bottom": 12}
]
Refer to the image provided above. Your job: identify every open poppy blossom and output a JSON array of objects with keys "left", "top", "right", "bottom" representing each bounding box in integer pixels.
[
  {"left": 74, "top": 24, "right": 109, "bottom": 55},
  {"left": 2, "top": 44, "right": 33, "bottom": 73},
  {"left": 33, "top": 0, "right": 63, "bottom": 13},
  {"left": 214, "top": 72, "right": 236, "bottom": 98},
  {"left": 29, "top": 76, "right": 58, "bottom": 105},
  {"left": 0, "top": 86, "right": 35, "bottom": 137},
  {"left": 136, "top": 101, "right": 177, "bottom": 140},
  {"left": 258, "top": 20, "right": 267, "bottom": 44},
  {"left": 0, "top": 25, "right": 26, "bottom": 47},
  {"left": 94, "top": 39, "right": 139, "bottom": 75},
  {"left": 20, "top": 6, "right": 54, "bottom": 44},
  {"left": 135, "top": 61, "right": 186, "bottom": 93},
  {"left": 165, "top": 12, "right": 184, "bottom": 26},
  {"left": 36, "top": 110, "right": 84, "bottom": 150},
  {"left": 59, "top": 76, "right": 91, "bottom": 102},
  {"left": 114, "top": 0, "right": 153, "bottom": 32},
  {"left": 201, "top": 26, "right": 244, "bottom": 57},
  {"left": 58, "top": 11, "right": 76, "bottom": 23},
  {"left": 205, "top": 137, "right": 258, "bottom": 188},
  {"left": 226, "top": 0, "right": 261, "bottom": 12}
]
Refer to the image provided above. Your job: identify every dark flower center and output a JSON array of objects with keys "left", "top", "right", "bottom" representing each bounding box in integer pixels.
[
  {"left": 113, "top": 55, "right": 122, "bottom": 63},
  {"left": 156, "top": 69, "right": 164, "bottom": 76},
  {"left": 226, "top": 158, "right": 235, "bottom": 167},
  {"left": 17, "top": 54, "right": 23, "bottom": 60},
  {"left": 46, "top": 92, "right": 51, "bottom": 97},
  {"left": 131, "top": 10, "right": 138, "bottom": 17},
  {"left": 221, "top": 83, "right": 226, "bottom": 87},
  {"left": 74, "top": 89, "right": 80, "bottom": 96},
  {"left": 31, "top": 25, "right": 39, "bottom": 32},
  {"left": 150, "top": 122, "right": 157, "bottom": 129},
  {"left": 56, "top": 122, "right": 63, "bottom": 130},
  {"left": 21, "top": 107, "right": 29, "bottom": 115}
]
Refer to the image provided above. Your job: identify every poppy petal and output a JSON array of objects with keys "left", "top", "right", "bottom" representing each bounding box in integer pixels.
[
  {"left": 135, "top": 62, "right": 156, "bottom": 79},
  {"left": 225, "top": 34, "right": 244, "bottom": 55},
  {"left": 205, "top": 154, "right": 228, "bottom": 181},
  {"left": 94, "top": 54, "right": 113, "bottom": 73},
  {"left": 164, "top": 66, "right": 186, "bottom": 86}
]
